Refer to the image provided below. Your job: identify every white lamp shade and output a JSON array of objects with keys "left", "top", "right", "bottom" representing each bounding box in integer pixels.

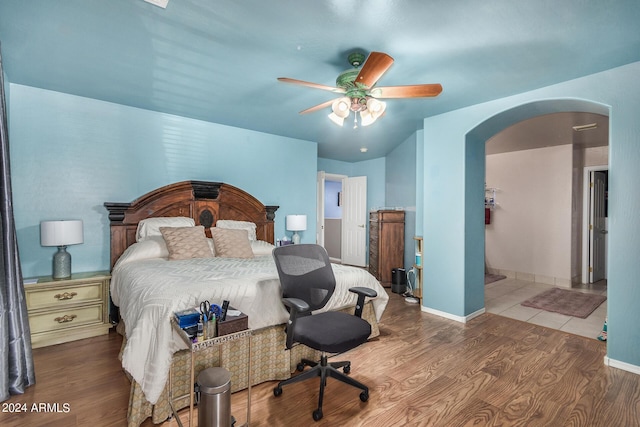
[
  {"left": 331, "top": 97, "right": 351, "bottom": 118},
  {"left": 286, "top": 215, "right": 307, "bottom": 231},
  {"left": 366, "top": 98, "right": 386, "bottom": 118},
  {"left": 360, "top": 109, "right": 376, "bottom": 126},
  {"left": 40, "top": 220, "right": 84, "bottom": 246},
  {"left": 328, "top": 112, "right": 345, "bottom": 126}
]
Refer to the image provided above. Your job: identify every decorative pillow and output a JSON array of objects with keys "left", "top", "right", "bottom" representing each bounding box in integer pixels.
[
  {"left": 251, "top": 240, "right": 275, "bottom": 256},
  {"left": 159, "top": 226, "right": 214, "bottom": 260},
  {"left": 136, "top": 217, "right": 195, "bottom": 242},
  {"left": 210, "top": 228, "right": 254, "bottom": 259},
  {"left": 215, "top": 220, "right": 257, "bottom": 241},
  {"left": 114, "top": 236, "right": 169, "bottom": 269}
]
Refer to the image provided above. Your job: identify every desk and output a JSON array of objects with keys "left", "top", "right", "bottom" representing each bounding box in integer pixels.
[{"left": 169, "top": 320, "right": 252, "bottom": 427}]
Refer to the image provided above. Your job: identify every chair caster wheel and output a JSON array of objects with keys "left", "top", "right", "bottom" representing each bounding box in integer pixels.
[
  {"left": 273, "top": 386, "right": 282, "bottom": 397},
  {"left": 343, "top": 364, "right": 351, "bottom": 374},
  {"left": 360, "top": 391, "right": 369, "bottom": 402},
  {"left": 312, "top": 409, "right": 323, "bottom": 421},
  {"left": 297, "top": 363, "right": 305, "bottom": 372}
]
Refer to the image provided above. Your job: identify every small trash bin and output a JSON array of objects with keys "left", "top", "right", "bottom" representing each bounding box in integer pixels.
[
  {"left": 196, "top": 367, "right": 233, "bottom": 427},
  {"left": 391, "top": 268, "right": 406, "bottom": 294}
]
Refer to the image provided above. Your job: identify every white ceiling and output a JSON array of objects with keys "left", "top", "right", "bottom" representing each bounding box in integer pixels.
[{"left": 0, "top": 1, "right": 636, "bottom": 161}]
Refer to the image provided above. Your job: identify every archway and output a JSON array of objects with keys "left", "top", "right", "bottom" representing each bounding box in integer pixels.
[
  {"left": 466, "top": 99, "right": 611, "bottom": 313},
  {"left": 421, "top": 98, "right": 610, "bottom": 322}
]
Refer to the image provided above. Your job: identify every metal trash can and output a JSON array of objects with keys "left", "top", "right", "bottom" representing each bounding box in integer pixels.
[
  {"left": 196, "top": 367, "right": 233, "bottom": 427},
  {"left": 391, "top": 268, "right": 406, "bottom": 294}
]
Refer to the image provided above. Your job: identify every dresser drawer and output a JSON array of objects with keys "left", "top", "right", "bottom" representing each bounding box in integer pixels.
[
  {"left": 26, "top": 280, "right": 104, "bottom": 310},
  {"left": 28, "top": 303, "right": 105, "bottom": 334}
]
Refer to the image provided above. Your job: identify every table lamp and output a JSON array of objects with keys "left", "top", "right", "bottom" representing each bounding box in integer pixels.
[
  {"left": 286, "top": 215, "right": 307, "bottom": 244},
  {"left": 40, "top": 220, "right": 84, "bottom": 279}
]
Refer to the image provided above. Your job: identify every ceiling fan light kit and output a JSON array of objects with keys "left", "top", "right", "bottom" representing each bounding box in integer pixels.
[
  {"left": 327, "top": 96, "right": 386, "bottom": 128},
  {"left": 278, "top": 51, "right": 442, "bottom": 130}
]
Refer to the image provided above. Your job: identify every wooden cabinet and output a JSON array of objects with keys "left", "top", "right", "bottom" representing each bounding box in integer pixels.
[
  {"left": 24, "top": 271, "right": 111, "bottom": 348},
  {"left": 369, "top": 210, "right": 405, "bottom": 286}
]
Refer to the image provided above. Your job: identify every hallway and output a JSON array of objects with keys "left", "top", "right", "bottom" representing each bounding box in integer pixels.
[{"left": 485, "top": 277, "right": 607, "bottom": 339}]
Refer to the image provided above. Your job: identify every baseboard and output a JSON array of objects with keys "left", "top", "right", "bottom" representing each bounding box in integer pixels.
[
  {"left": 421, "top": 306, "right": 485, "bottom": 323},
  {"left": 604, "top": 356, "right": 640, "bottom": 376},
  {"left": 486, "top": 268, "right": 572, "bottom": 288}
]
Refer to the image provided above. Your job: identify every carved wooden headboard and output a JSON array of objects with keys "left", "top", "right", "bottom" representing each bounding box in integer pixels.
[{"left": 104, "top": 181, "right": 278, "bottom": 269}]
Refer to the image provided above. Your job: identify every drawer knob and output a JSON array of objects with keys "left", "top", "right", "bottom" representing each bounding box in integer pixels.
[
  {"left": 54, "top": 292, "right": 77, "bottom": 301},
  {"left": 54, "top": 314, "right": 77, "bottom": 323}
]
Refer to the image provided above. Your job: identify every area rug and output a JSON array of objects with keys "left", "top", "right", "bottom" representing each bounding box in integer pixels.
[
  {"left": 521, "top": 288, "right": 606, "bottom": 318},
  {"left": 485, "top": 273, "right": 507, "bottom": 285}
]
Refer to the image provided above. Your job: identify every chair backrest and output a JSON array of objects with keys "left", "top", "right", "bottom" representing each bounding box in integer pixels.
[{"left": 272, "top": 244, "right": 336, "bottom": 311}]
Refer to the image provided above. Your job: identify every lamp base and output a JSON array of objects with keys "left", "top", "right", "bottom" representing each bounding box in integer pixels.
[
  {"left": 52, "top": 246, "right": 72, "bottom": 280},
  {"left": 292, "top": 232, "right": 301, "bottom": 244}
]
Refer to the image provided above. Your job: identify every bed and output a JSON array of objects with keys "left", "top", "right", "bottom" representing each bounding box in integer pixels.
[{"left": 104, "top": 181, "right": 388, "bottom": 427}]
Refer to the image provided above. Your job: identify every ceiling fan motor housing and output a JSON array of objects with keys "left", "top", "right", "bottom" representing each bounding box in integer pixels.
[{"left": 347, "top": 52, "right": 366, "bottom": 67}]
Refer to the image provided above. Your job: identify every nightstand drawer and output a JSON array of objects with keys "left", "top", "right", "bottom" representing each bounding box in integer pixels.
[
  {"left": 26, "top": 280, "right": 104, "bottom": 310},
  {"left": 28, "top": 304, "right": 105, "bottom": 334},
  {"left": 24, "top": 271, "right": 111, "bottom": 348}
]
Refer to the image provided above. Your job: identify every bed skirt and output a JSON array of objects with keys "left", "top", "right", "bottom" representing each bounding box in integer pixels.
[{"left": 119, "top": 302, "right": 380, "bottom": 427}]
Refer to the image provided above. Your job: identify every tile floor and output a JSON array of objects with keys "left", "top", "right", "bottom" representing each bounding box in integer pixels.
[{"left": 485, "top": 277, "right": 608, "bottom": 340}]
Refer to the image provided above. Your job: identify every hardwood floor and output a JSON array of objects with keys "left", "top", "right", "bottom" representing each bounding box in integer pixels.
[{"left": 3, "top": 290, "right": 639, "bottom": 426}]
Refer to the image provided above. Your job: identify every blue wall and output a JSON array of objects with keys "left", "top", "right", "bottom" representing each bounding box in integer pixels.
[
  {"left": 9, "top": 84, "right": 318, "bottom": 278},
  {"left": 415, "top": 130, "right": 424, "bottom": 237},
  {"left": 421, "top": 61, "right": 640, "bottom": 369},
  {"left": 385, "top": 132, "right": 418, "bottom": 271}
]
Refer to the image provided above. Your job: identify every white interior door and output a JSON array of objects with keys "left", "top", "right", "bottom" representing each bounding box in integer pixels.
[
  {"left": 341, "top": 176, "right": 367, "bottom": 266},
  {"left": 589, "top": 171, "right": 607, "bottom": 282},
  {"left": 316, "top": 171, "right": 325, "bottom": 246}
]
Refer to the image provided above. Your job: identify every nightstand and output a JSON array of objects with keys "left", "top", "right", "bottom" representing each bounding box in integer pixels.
[{"left": 23, "top": 271, "right": 111, "bottom": 348}]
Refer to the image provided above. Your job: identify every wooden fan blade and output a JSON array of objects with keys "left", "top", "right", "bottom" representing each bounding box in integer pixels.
[
  {"left": 299, "top": 99, "right": 336, "bottom": 114},
  {"left": 278, "top": 77, "right": 346, "bottom": 93},
  {"left": 355, "top": 52, "right": 394, "bottom": 88},
  {"left": 372, "top": 84, "right": 443, "bottom": 99}
]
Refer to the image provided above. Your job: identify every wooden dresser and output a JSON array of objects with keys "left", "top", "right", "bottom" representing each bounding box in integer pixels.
[
  {"left": 24, "top": 271, "right": 111, "bottom": 348},
  {"left": 369, "top": 210, "right": 405, "bottom": 286}
]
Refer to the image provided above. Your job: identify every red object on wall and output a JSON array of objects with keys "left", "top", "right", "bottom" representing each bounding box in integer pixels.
[{"left": 485, "top": 207, "right": 491, "bottom": 224}]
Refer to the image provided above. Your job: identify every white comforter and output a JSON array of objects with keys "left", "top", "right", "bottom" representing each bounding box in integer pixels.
[{"left": 111, "top": 251, "right": 388, "bottom": 404}]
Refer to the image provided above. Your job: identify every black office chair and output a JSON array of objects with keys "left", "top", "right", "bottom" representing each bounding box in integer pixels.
[{"left": 272, "top": 244, "right": 377, "bottom": 421}]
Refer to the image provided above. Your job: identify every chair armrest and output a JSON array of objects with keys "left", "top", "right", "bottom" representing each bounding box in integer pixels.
[
  {"left": 349, "top": 287, "right": 378, "bottom": 318},
  {"left": 349, "top": 287, "right": 377, "bottom": 298},
  {"left": 281, "top": 297, "right": 310, "bottom": 349},
  {"left": 282, "top": 297, "right": 310, "bottom": 313}
]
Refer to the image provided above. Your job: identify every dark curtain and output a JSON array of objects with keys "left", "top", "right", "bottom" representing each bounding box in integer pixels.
[{"left": 0, "top": 43, "right": 35, "bottom": 402}]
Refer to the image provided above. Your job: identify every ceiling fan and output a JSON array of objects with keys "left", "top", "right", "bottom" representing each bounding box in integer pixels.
[{"left": 278, "top": 51, "right": 442, "bottom": 128}]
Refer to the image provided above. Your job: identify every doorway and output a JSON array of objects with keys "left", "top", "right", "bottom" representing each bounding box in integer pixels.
[
  {"left": 484, "top": 112, "right": 609, "bottom": 287},
  {"left": 324, "top": 178, "right": 343, "bottom": 262},
  {"left": 583, "top": 166, "right": 608, "bottom": 284},
  {"left": 316, "top": 171, "right": 367, "bottom": 266}
]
